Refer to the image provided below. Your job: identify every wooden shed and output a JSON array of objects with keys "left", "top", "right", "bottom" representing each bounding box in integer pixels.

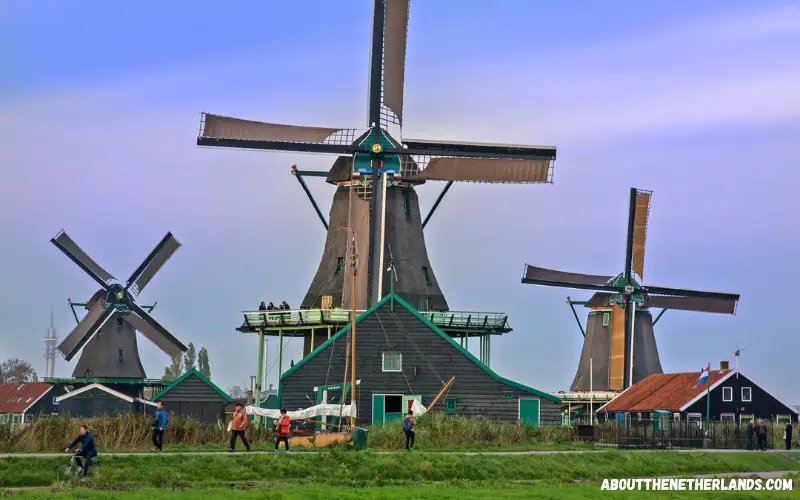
[
  {"left": 279, "top": 293, "right": 561, "bottom": 425},
  {"left": 151, "top": 369, "right": 232, "bottom": 424},
  {"left": 55, "top": 383, "right": 156, "bottom": 418}
]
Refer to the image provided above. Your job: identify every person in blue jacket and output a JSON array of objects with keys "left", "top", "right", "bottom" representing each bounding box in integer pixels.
[
  {"left": 64, "top": 424, "right": 96, "bottom": 477},
  {"left": 152, "top": 401, "right": 168, "bottom": 453}
]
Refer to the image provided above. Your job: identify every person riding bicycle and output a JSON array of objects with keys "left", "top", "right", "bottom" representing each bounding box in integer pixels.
[{"left": 64, "top": 424, "right": 97, "bottom": 477}]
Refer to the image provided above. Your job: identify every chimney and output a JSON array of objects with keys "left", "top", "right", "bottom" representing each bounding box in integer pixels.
[
  {"left": 720, "top": 361, "right": 729, "bottom": 371},
  {"left": 249, "top": 376, "right": 256, "bottom": 393},
  {"left": 246, "top": 390, "right": 254, "bottom": 405}
]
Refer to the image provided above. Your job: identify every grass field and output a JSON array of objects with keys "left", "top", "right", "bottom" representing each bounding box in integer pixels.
[
  {"left": 1, "top": 450, "right": 798, "bottom": 489},
  {"left": 3, "top": 479, "right": 800, "bottom": 499}
]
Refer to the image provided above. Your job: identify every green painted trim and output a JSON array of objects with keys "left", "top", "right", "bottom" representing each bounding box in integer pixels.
[
  {"left": 151, "top": 368, "right": 233, "bottom": 403},
  {"left": 280, "top": 294, "right": 394, "bottom": 379},
  {"left": 281, "top": 292, "right": 560, "bottom": 404}
]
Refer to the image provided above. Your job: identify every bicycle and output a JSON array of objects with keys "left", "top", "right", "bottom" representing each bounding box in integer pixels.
[{"left": 57, "top": 454, "right": 100, "bottom": 482}]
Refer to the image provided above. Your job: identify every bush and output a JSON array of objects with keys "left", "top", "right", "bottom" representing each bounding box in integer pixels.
[{"left": 365, "top": 413, "right": 574, "bottom": 450}]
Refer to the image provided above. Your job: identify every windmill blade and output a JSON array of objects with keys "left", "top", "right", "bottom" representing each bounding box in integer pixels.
[
  {"left": 608, "top": 304, "right": 626, "bottom": 391},
  {"left": 197, "top": 113, "right": 361, "bottom": 155},
  {"left": 522, "top": 265, "right": 617, "bottom": 292},
  {"left": 126, "top": 232, "right": 181, "bottom": 294},
  {"left": 367, "top": 0, "right": 410, "bottom": 126},
  {"left": 57, "top": 304, "right": 116, "bottom": 361},
  {"left": 51, "top": 230, "right": 114, "bottom": 290},
  {"left": 631, "top": 189, "right": 652, "bottom": 281},
  {"left": 126, "top": 302, "right": 187, "bottom": 358},
  {"left": 381, "top": 0, "right": 410, "bottom": 125},
  {"left": 408, "top": 157, "right": 552, "bottom": 184},
  {"left": 644, "top": 294, "right": 738, "bottom": 314}
]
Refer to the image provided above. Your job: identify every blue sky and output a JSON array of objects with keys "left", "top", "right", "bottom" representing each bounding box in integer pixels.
[{"left": 1, "top": 1, "right": 798, "bottom": 403}]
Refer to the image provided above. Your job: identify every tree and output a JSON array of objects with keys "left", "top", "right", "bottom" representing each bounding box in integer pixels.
[
  {"left": 183, "top": 343, "right": 196, "bottom": 373},
  {"left": 198, "top": 347, "right": 211, "bottom": 380},
  {"left": 0, "top": 358, "right": 39, "bottom": 384},
  {"left": 163, "top": 355, "right": 183, "bottom": 381}
]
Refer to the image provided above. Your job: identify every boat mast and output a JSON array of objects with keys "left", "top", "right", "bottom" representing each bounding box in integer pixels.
[{"left": 350, "top": 228, "right": 358, "bottom": 430}]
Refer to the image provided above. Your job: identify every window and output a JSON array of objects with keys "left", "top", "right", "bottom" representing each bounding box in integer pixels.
[
  {"left": 335, "top": 257, "right": 344, "bottom": 275},
  {"left": 116, "top": 315, "right": 124, "bottom": 331},
  {"left": 119, "top": 349, "right": 124, "bottom": 363},
  {"left": 421, "top": 267, "right": 432, "bottom": 286},
  {"left": 722, "top": 387, "right": 733, "bottom": 402},
  {"left": 53, "top": 397, "right": 59, "bottom": 406},
  {"left": 673, "top": 413, "right": 681, "bottom": 422},
  {"left": 720, "top": 413, "right": 735, "bottom": 422},
  {"left": 741, "top": 387, "right": 752, "bottom": 402},
  {"left": 445, "top": 399, "right": 457, "bottom": 412},
  {"left": 382, "top": 352, "right": 402, "bottom": 372},
  {"left": 740, "top": 413, "right": 753, "bottom": 423},
  {"left": 602, "top": 313, "right": 610, "bottom": 327},
  {"left": 503, "top": 391, "right": 514, "bottom": 399}
]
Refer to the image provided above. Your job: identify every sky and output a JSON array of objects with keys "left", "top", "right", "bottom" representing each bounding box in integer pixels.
[{"left": 1, "top": 1, "right": 798, "bottom": 403}]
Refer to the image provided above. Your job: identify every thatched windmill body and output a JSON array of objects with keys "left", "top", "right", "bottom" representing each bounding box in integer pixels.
[
  {"left": 52, "top": 231, "right": 187, "bottom": 379},
  {"left": 197, "top": 0, "right": 557, "bottom": 311},
  {"left": 522, "top": 188, "right": 740, "bottom": 392}
]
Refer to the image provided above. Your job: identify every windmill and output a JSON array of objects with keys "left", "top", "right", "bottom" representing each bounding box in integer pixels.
[
  {"left": 730, "top": 345, "right": 746, "bottom": 378},
  {"left": 196, "top": 0, "right": 557, "bottom": 312},
  {"left": 51, "top": 230, "right": 187, "bottom": 379},
  {"left": 522, "top": 188, "right": 740, "bottom": 392}
]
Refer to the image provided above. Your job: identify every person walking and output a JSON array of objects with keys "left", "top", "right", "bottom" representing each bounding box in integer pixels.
[
  {"left": 229, "top": 403, "right": 251, "bottom": 452},
  {"left": 64, "top": 424, "right": 97, "bottom": 477},
  {"left": 756, "top": 418, "right": 768, "bottom": 451},
  {"left": 785, "top": 420, "right": 793, "bottom": 451},
  {"left": 745, "top": 419, "right": 754, "bottom": 450},
  {"left": 402, "top": 411, "right": 416, "bottom": 451},
  {"left": 273, "top": 408, "right": 291, "bottom": 453},
  {"left": 152, "top": 401, "right": 168, "bottom": 453}
]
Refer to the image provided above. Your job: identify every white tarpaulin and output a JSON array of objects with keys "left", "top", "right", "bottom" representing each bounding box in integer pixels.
[
  {"left": 410, "top": 400, "right": 426, "bottom": 416},
  {"left": 245, "top": 402, "right": 357, "bottom": 420}
]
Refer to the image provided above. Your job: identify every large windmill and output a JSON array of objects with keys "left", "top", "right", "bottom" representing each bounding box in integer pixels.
[
  {"left": 52, "top": 230, "right": 187, "bottom": 379},
  {"left": 521, "top": 188, "right": 740, "bottom": 392},
  {"left": 197, "top": 0, "right": 557, "bottom": 311}
]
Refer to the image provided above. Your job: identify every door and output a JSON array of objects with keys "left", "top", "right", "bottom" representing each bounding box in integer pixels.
[
  {"left": 519, "top": 398, "right": 540, "bottom": 427},
  {"left": 372, "top": 395, "right": 385, "bottom": 424},
  {"left": 403, "top": 395, "right": 422, "bottom": 414}
]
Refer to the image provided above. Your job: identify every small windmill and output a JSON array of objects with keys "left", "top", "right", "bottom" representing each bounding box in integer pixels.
[
  {"left": 730, "top": 346, "right": 746, "bottom": 378},
  {"left": 197, "top": 0, "right": 557, "bottom": 313},
  {"left": 52, "top": 230, "right": 187, "bottom": 378},
  {"left": 522, "top": 188, "right": 740, "bottom": 391}
]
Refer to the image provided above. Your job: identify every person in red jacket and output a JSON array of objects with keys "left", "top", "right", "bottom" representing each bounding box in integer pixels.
[
  {"left": 273, "top": 408, "right": 290, "bottom": 453},
  {"left": 229, "top": 403, "right": 251, "bottom": 452}
]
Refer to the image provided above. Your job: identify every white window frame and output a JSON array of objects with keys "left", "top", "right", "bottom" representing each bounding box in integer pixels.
[
  {"left": 722, "top": 387, "right": 733, "bottom": 402},
  {"left": 381, "top": 352, "right": 402, "bottom": 372},
  {"left": 720, "top": 413, "right": 735, "bottom": 422},
  {"left": 741, "top": 387, "right": 752, "bottom": 402}
]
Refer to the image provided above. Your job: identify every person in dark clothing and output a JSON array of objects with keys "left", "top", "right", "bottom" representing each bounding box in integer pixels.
[
  {"left": 785, "top": 420, "right": 793, "bottom": 451},
  {"left": 152, "top": 401, "right": 168, "bottom": 453},
  {"left": 267, "top": 302, "right": 276, "bottom": 311},
  {"left": 229, "top": 403, "right": 251, "bottom": 452},
  {"left": 65, "top": 424, "right": 96, "bottom": 477},
  {"left": 274, "top": 408, "right": 291, "bottom": 453},
  {"left": 280, "top": 301, "right": 290, "bottom": 310},
  {"left": 745, "top": 419, "right": 754, "bottom": 450},
  {"left": 402, "top": 411, "right": 416, "bottom": 451},
  {"left": 756, "top": 419, "right": 768, "bottom": 451},
  {"left": 259, "top": 301, "right": 267, "bottom": 311}
]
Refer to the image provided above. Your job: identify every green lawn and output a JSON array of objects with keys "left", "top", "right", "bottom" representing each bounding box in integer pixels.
[
  {"left": 3, "top": 481, "right": 800, "bottom": 499},
  {"left": 1, "top": 450, "right": 798, "bottom": 489}
]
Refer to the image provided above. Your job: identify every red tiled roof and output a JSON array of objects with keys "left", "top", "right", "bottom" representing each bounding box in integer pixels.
[
  {"left": 0, "top": 382, "right": 52, "bottom": 413},
  {"left": 600, "top": 370, "right": 731, "bottom": 413}
]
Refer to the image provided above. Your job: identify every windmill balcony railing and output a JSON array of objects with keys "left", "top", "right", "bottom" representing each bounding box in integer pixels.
[{"left": 240, "top": 308, "right": 509, "bottom": 332}]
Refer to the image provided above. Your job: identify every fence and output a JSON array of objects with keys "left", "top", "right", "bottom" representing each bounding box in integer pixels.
[{"left": 590, "top": 420, "right": 780, "bottom": 449}]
